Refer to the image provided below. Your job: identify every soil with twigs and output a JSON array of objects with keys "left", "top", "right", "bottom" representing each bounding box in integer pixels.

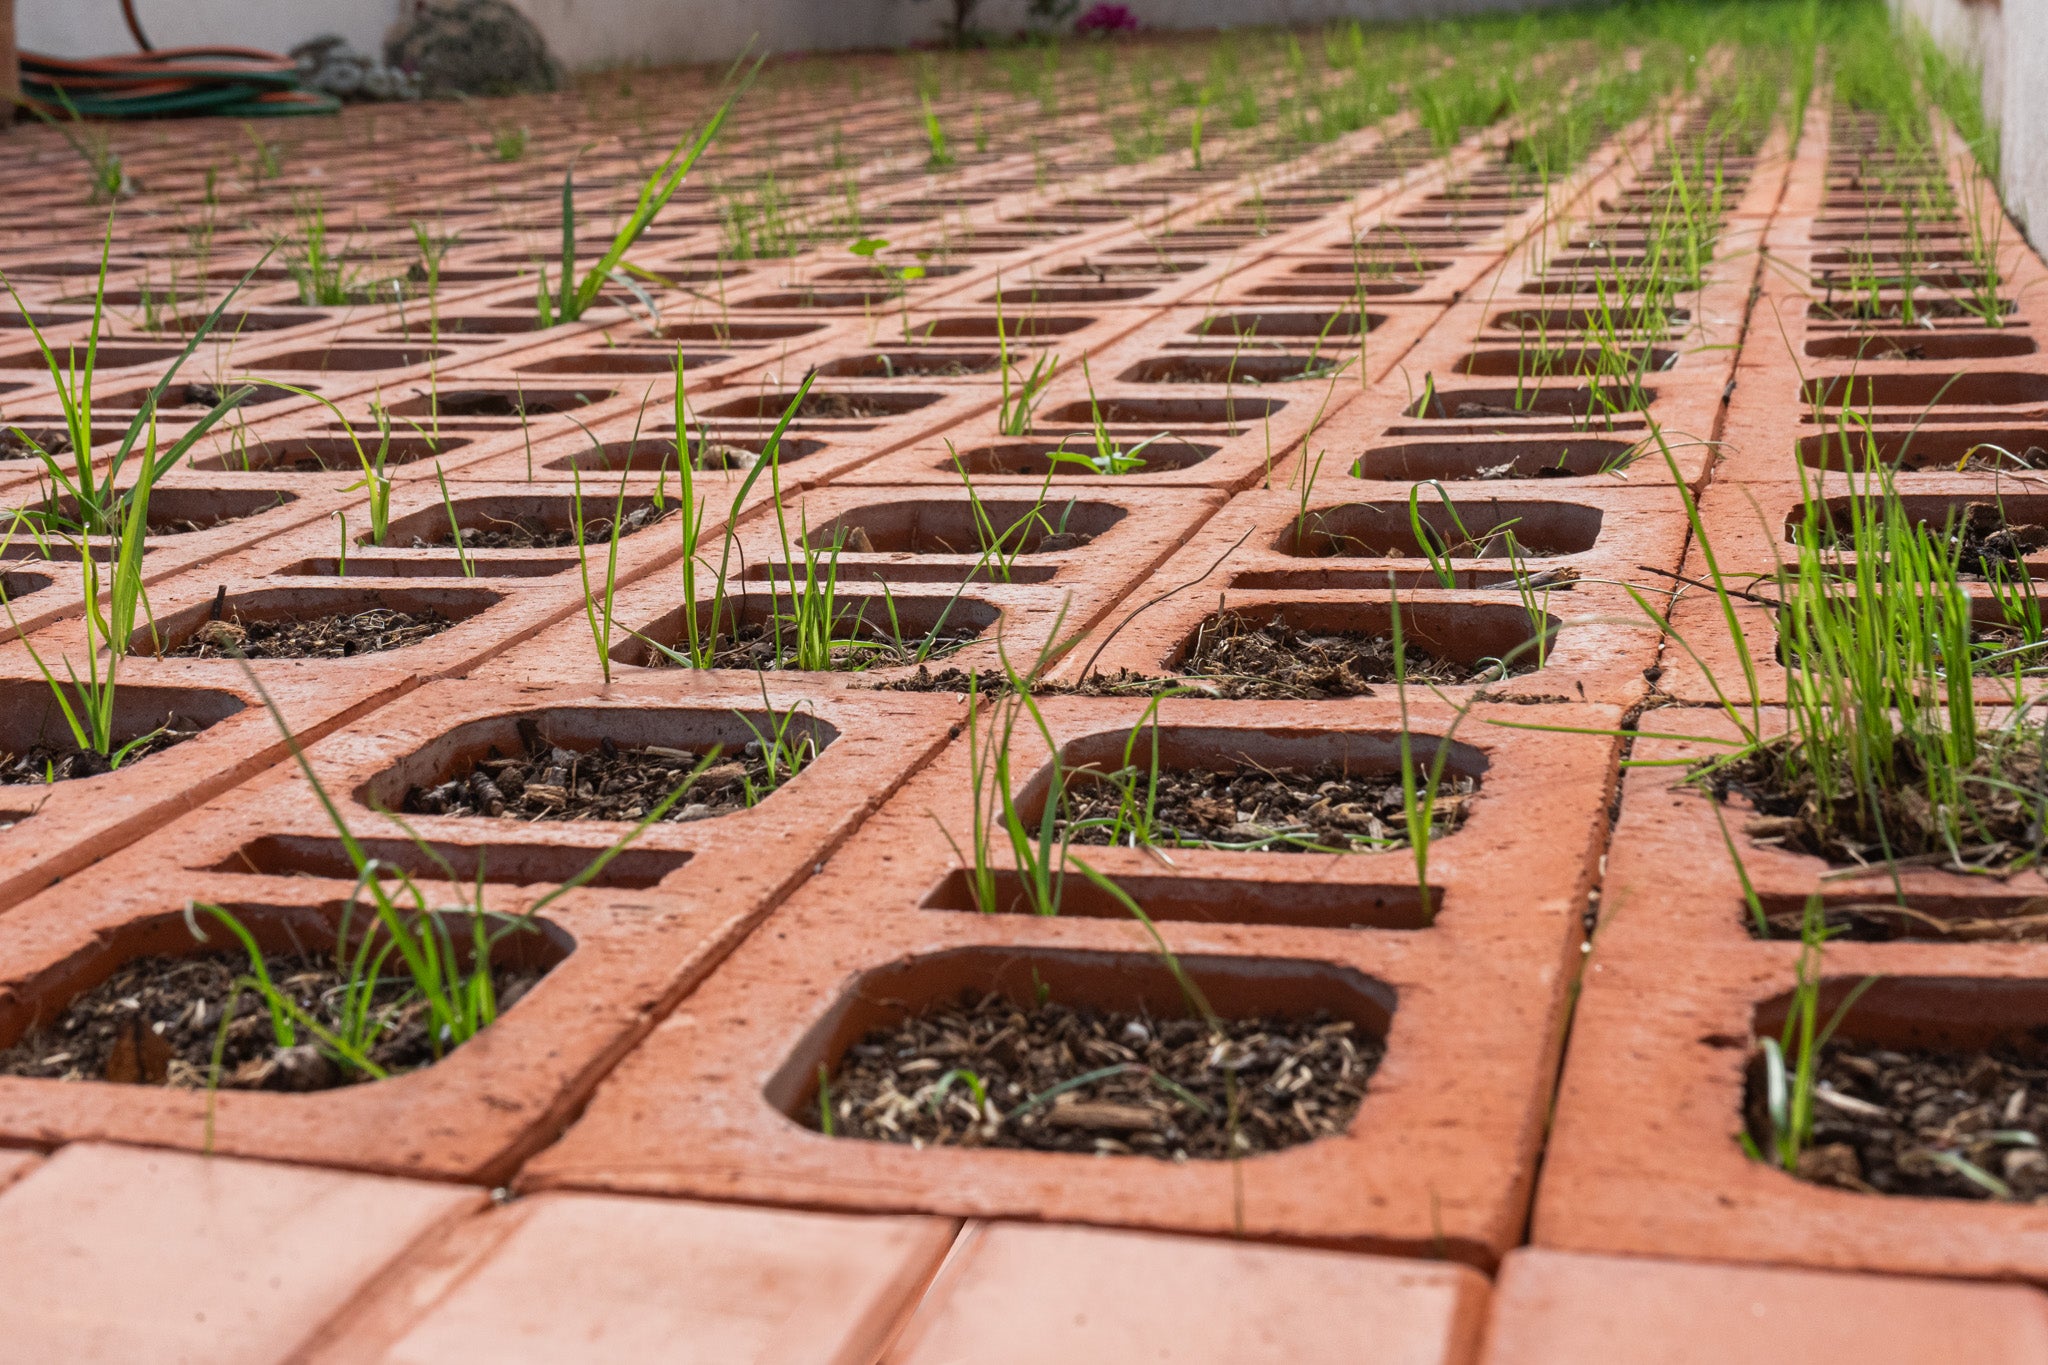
[
  {"left": 0, "top": 720, "right": 196, "bottom": 784},
  {"left": 404, "top": 718, "right": 804, "bottom": 822},
  {"left": 1761, "top": 898, "right": 2048, "bottom": 943},
  {"left": 1746, "top": 1040, "right": 2048, "bottom": 1201},
  {"left": 0, "top": 429, "right": 65, "bottom": 460},
  {"left": 148, "top": 511, "right": 277, "bottom": 536},
  {"left": 1177, "top": 610, "right": 1515, "bottom": 697},
  {"left": 163, "top": 607, "right": 453, "bottom": 658},
  {"left": 411, "top": 502, "right": 671, "bottom": 550},
  {"left": 675, "top": 619, "right": 981, "bottom": 672},
  {"left": 1711, "top": 732, "right": 2048, "bottom": 873},
  {"left": 0, "top": 950, "right": 541, "bottom": 1091},
  {"left": 814, "top": 991, "right": 1376, "bottom": 1158},
  {"left": 1809, "top": 297, "right": 2011, "bottom": 323},
  {"left": 872, "top": 665, "right": 1239, "bottom": 697},
  {"left": 1940, "top": 502, "right": 2048, "bottom": 577},
  {"left": 1058, "top": 760, "right": 1476, "bottom": 852}
]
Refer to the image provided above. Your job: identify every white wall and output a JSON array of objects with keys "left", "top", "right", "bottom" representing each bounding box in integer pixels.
[
  {"left": 1893, "top": 0, "right": 2046, "bottom": 248},
  {"left": 22, "top": 0, "right": 1590, "bottom": 70},
  {"left": 20, "top": 0, "right": 398, "bottom": 59}
]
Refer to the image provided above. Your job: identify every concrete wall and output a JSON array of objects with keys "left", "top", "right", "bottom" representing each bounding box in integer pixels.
[
  {"left": 1893, "top": 0, "right": 2048, "bottom": 248},
  {"left": 23, "top": 0, "right": 1589, "bottom": 71}
]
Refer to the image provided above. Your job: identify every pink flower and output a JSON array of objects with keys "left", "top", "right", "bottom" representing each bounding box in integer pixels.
[{"left": 1075, "top": 4, "right": 1139, "bottom": 34}]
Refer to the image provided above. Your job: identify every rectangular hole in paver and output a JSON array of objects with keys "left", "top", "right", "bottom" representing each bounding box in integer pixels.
[
  {"left": 614, "top": 591, "right": 999, "bottom": 671},
  {"left": 384, "top": 388, "right": 614, "bottom": 419},
  {"left": 1741, "top": 976, "right": 2048, "bottom": 1202},
  {"left": 134, "top": 586, "right": 502, "bottom": 658},
  {"left": 699, "top": 390, "right": 940, "bottom": 420},
  {"left": 0, "top": 424, "right": 132, "bottom": 460},
  {"left": 0, "top": 679, "right": 244, "bottom": 779},
  {"left": 514, "top": 350, "right": 730, "bottom": 375},
  {"left": 985, "top": 284, "right": 1158, "bottom": 304},
  {"left": 1802, "top": 373, "right": 2048, "bottom": 407},
  {"left": 1455, "top": 347, "right": 1678, "bottom": 377},
  {"left": 547, "top": 435, "right": 826, "bottom": 472},
  {"left": 1352, "top": 437, "right": 1642, "bottom": 481},
  {"left": 1796, "top": 427, "right": 2048, "bottom": 472},
  {"left": 191, "top": 434, "right": 470, "bottom": 473},
  {"left": 656, "top": 321, "right": 825, "bottom": 343},
  {"left": 770, "top": 946, "right": 1393, "bottom": 1156},
  {"left": 1284, "top": 499, "right": 1601, "bottom": 558},
  {"left": 737, "top": 289, "right": 908, "bottom": 309},
  {"left": 1193, "top": 310, "right": 1382, "bottom": 338},
  {"left": 1750, "top": 891, "right": 2048, "bottom": 942},
  {"left": 818, "top": 263, "right": 973, "bottom": 282},
  {"left": 1489, "top": 306, "right": 1689, "bottom": 334},
  {"left": 1790, "top": 493, "right": 2048, "bottom": 565},
  {"left": 1802, "top": 332, "right": 2036, "bottom": 361},
  {"left": 797, "top": 498, "right": 1126, "bottom": 555},
  {"left": 0, "top": 344, "right": 191, "bottom": 370},
  {"left": 1038, "top": 396, "right": 1283, "bottom": 428},
  {"left": 1168, "top": 600, "right": 1554, "bottom": 686},
  {"left": 922, "top": 869, "right": 1440, "bottom": 928},
  {"left": 815, "top": 352, "right": 1002, "bottom": 378},
  {"left": 908, "top": 316, "right": 1095, "bottom": 340},
  {"left": 382, "top": 314, "right": 547, "bottom": 336},
  {"left": 1806, "top": 297, "right": 2014, "bottom": 323},
  {"left": 257, "top": 346, "right": 455, "bottom": 371},
  {"left": 29, "top": 487, "right": 298, "bottom": 537},
  {"left": 1004, "top": 723, "right": 1485, "bottom": 862},
  {"left": 274, "top": 554, "right": 575, "bottom": 579},
  {"left": 1246, "top": 281, "right": 1424, "bottom": 299},
  {"left": 100, "top": 382, "right": 301, "bottom": 413},
  {"left": 1410, "top": 384, "right": 1654, "bottom": 419},
  {"left": 743, "top": 558, "right": 1058, "bottom": 585},
  {"left": 1046, "top": 259, "right": 1205, "bottom": 277},
  {"left": 212, "top": 835, "right": 689, "bottom": 888},
  {"left": 362, "top": 704, "right": 839, "bottom": 822},
  {"left": 378, "top": 494, "right": 671, "bottom": 549},
  {"left": 1117, "top": 354, "right": 1350, "bottom": 384},
  {"left": 0, "top": 901, "right": 575, "bottom": 1072},
  {"left": 945, "top": 436, "right": 1218, "bottom": 476}
]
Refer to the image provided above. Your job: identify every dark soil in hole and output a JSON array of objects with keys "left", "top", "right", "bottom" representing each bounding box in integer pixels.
[
  {"left": 412, "top": 502, "right": 671, "bottom": 551},
  {"left": 1058, "top": 761, "right": 1474, "bottom": 852},
  {"left": 0, "top": 720, "right": 195, "bottom": 784},
  {"left": 164, "top": 607, "right": 453, "bottom": 659},
  {"left": 1746, "top": 1040, "right": 2048, "bottom": 1201},
  {"left": 824, "top": 520, "right": 1094, "bottom": 556},
  {"left": 1943, "top": 503, "right": 2048, "bottom": 576},
  {"left": 1809, "top": 298, "right": 2013, "bottom": 323},
  {"left": 1956, "top": 444, "right": 2048, "bottom": 473},
  {"left": 870, "top": 665, "right": 1188, "bottom": 697},
  {"left": 812, "top": 991, "right": 1375, "bottom": 1158},
  {"left": 0, "top": 429, "right": 65, "bottom": 460},
  {"left": 1178, "top": 611, "right": 1516, "bottom": 697},
  {"left": 404, "top": 718, "right": 803, "bottom": 822},
  {"left": 662, "top": 620, "right": 980, "bottom": 673},
  {"left": 867, "top": 622, "right": 1516, "bottom": 696},
  {"left": 0, "top": 950, "right": 539, "bottom": 1090},
  {"left": 797, "top": 394, "right": 901, "bottom": 419},
  {"left": 1760, "top": 898, "right": 2048, "bottom": 943},
  {"left": 143, "top": 503, "right": 287, "bottom": 536},
  {"left": 1711, "top": 732, "right": 2047, "bottom": 872}
]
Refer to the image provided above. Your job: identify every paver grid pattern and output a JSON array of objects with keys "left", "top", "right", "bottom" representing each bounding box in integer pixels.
[{"left": 0, "top": 17, "right": 2041, "bottom": 1362}]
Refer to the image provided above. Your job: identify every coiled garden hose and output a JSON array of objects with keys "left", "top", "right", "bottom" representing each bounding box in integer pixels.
[{"left": 18, "top": 0, "right": 340, "bottom": 118}]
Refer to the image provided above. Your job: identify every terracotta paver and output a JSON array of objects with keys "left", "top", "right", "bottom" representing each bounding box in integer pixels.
[
  {"left": 885, "top": 1222, "right": 1487, "bottom": 1365},
  {"left": 1480, "top": 1249, "right": 2048, "bottom": 1364},
  {"left": 0, "top": 20, "right": 2029, "bottom": 1359},
  {"left": 310, "top": 1194, "right": 955, "bottom": 1364},
  {"left": 0, "top": 1143, "right": 482, "bottom": 1364}
]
